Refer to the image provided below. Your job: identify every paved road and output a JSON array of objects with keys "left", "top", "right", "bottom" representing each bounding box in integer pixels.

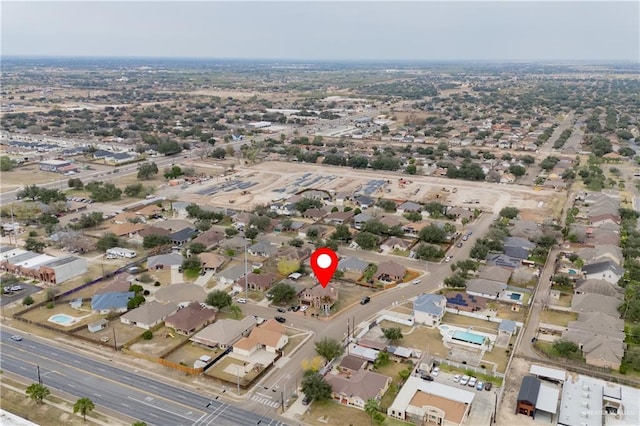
[
  {"left": 245, "top": 213, "right": 495, "bottom": 409},
  {"left": 0, "top": 330, "right": 287, "bottom": 426}
]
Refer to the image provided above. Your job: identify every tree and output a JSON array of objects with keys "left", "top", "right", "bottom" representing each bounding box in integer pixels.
[
  {"left": 73, "top": 397, "right": 95, "bottom": 421},
  {"left": 228, "top": 304, "right": 242, "bottom": 319},
  {"left": 86, "top": 182, "right": 122, "bottom": 202},
  {"left": 277, "top": 259, "right": 300, "bottom": 277},
  {"left": 188, "top": 242, "right": 206, "bottom": 255},
  {"left": 269, "top": 282, "right": 297, "bottom": 304},
  {"left": 355, "top": 232, "right": 378, "bottom": 250},
  {"left": 553, "top": 340, "right": 581, "bottom": 358},
  {"left": 365, "top": 398, "right": 385, "bottom": 425},
  {"left": 418, "top": 224, "right": 446, "bottom": 244},
  {"left": 24, "top": 237, "right": 45, "bottom": 253},
  {"left": 156, "top": 139, "right": 183, "bottom": 155},
  {"left": 127, "top": 294, "right": 145, "bottom": 310},
  {"left": 143, "top": 234, "right": 171, "bottom": 249},
  {"left": 0, "top": 155, "right": 16, "bottom": 171},
  {"left": 68, "top": 177, "right": 84, "bottom": 190},
  {"left": 206, "top": 290, "right": 232, "bottom": 309},
  {"left": 164, "top": 165, "right": 183, "bottom": 179},
  {"left": 182, "top": 256, "right": 202, "bottom": 272},
  {"left": 301, "top": 356, "right": 325, "bottom": 373},
  {"left": 23, "top": 295, "right": 34, "bottom": 306},
  {"left": 314, "top": 337, "right": 344, "bottom": 361},
  {"left": 96, "top": 233, "right": 121, "bottom": 252},
  {"left": 499, "top": 207, "right": 519, "bottom": 219},
  {"left": 330, "top": 225, "right": 352, "bottom": 242},
  {"left": 124, "top": 183, "right": 149, "bottom": 198},
  {"left": 301, "top": 373, "right": 332, "bottom": 402},
  {"left": 137, "top": 162, "right": 159, "bottom": 179},
  {"left": 244, "top": 227, "right": 259, "bottom": 240},
  {"left": 382, "top": 327, "right": 403, "bottom": 342},
  {"left": 225, "top": 227, "right": 239, "bottom": 237},
  {"left": 373, "top": 351, "right": 390, "bottom": 368},
  {"left": 508, "top": 164, "right": 526, "bottom": 177},
  {"left": 26, "top": 383, "right": 50, "bottom": 404}
]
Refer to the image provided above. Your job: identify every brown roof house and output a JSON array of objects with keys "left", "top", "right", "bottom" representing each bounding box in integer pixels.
[
  {"left": 374, "top": 261, "right": 407, "bottom": 282},
  {"left": 192, "top": 229, "right": 226, "bottom": 250},
  {"left": 120, "top": 300, "right": 179, "bottom": 330},
  {"left": 165, "top": 302, "right": 217, "bottom": 335},
  {"left": 338, "top": 355, "right": 368, "bottom": 375},
  {"left": 199, "top": 253, "right": 226, "bottom": 272},
  {"left": 244, "top": 272, "right": 279, "bottom": 292},
  {"left": 190, "top": 316, "right": 258, "bottom": 349},
  {"left": 299, "top": 284, "right": 339, "bottom": 313},
  {"left": 324, "top": 210, "right": 355, "bottom": 225},
  {"left": 232, "top": 320, "right": 288, "bottom": 357},
  {"left": 326, "top": 369, "right": 391, "bottom": 410}
]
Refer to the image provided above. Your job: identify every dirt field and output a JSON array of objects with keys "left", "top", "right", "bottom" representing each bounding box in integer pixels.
[
  {"left": 174, "top": 161, "right": 565, "bottom": 220},
  {"left": 164, "top": 340, "right": 221, "bottom": 365},
  {"left": 129, "top": 326, "right": 188, "bottom": 357},
  {"left": 496, "top": 357, "right": 538, "bottom": 426}
]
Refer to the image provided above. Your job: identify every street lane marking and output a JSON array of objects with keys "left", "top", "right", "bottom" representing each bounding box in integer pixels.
[{"left": 127, "top": 396, "right": 196, "bottom": 421}]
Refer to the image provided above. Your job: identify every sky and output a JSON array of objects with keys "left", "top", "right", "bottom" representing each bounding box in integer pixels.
[{"left": 1, "top": 1, "right": 638, "bottom": 62}]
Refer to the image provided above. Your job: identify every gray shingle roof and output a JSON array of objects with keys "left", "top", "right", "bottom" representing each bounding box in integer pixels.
[{"left": 413, "top": 294, "right": 445, "bottom": 316}]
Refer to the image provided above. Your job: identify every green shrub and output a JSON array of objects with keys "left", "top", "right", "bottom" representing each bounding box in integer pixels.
[
  {"left": 154, "top": 281, "right": 161, "bottom": 287},
  {"left": 141, "top": 330, "right": 153, "bottom": 340},
  {"left": 46, "top": 302, "right": 55, "bottom": 309},
  {"left": 23, "top": 295, "right": 34, "bottom": 306}
]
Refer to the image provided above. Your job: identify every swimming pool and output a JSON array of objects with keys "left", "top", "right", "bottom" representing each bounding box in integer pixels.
[
  {"left": 452, "top": 330, "right": 485, "bottom": 345},
  {"left": 510, "top": 293, "right": 522, "bottom": 300},
  {"left": 48, "top": 314, "right": 77, "bottom": 326}
]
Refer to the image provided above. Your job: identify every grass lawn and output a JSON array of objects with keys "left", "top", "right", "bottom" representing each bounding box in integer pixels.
[
  {"left": 495, "top": 304, "right": 528, "bottom": 322},
  {"left": 304, "top": 398, "right": 411, "bottom": 426},
  {"left": 184, "top": 269, "right": 200, "bottom": 281},
  {"left": 553, "top": 293, "right": 573, "bottom": 308},
  {"left": 402, "top": 270, "right": 421, "bottom": 283},
  {"left": 1, "top": 378, "right": 109, "bottom": 425},
  {"left": 374, "top": 362, "right": 412, "bottom": 411},
  {"left": 442, "top": 313, "right": 500, "bottom": 332},
  {"left": 282, "top": 333, "right": 307, "bottom": 357},
  {"left": 535, "top": 341, "right": 585, "bottom": 362},
  {"left": 401, "top": 326, "right": 449, "bottom": 359},
  {"left": 481, "top": 346, "right": 510, "bottom": 373},
  {"left": 539, "top": 310, "right": 578, "bottom": 327}
]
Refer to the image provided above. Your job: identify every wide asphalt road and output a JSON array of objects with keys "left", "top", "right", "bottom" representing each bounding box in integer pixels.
[{"left": 0, "top": 330, "right": 287, "bottom": 426}]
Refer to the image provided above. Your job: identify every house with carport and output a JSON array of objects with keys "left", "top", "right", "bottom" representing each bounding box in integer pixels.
[
  {"left": 326, "top": 369, "right": 391, "bottom": 410},
  {"left": 120, "top": 300, "right": 178, "bottom": 330},
  {"left": 165, "top": 302, "right": 217, "bottom": 335}
]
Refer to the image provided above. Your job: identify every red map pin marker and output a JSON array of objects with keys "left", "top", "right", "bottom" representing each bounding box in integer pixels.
[{"left": 310, "top": 247, "right": 338, "bottom": 288}]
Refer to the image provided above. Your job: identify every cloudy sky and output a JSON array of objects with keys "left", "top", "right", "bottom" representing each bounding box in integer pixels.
[{"left": 2, "top": 1, "right": 638, "bottom": 61}]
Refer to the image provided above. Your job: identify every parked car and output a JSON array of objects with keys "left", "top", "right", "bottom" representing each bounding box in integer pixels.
[
  {"left": 276, "top": 307, "right": 286, "bottom": 313},
  {"left": 484, "top": 382, "right": 493, "bottom": 391},
  {"left": 360, "top": 296, "right": 370, "bottom": 305},
  {"left": 10, "top": 335, "right": 22, "bottom": 341},
  {"left": 431, "top": 366, "right": 439, "bottom": 377},
  {"left": 445, "top": 256, "right": 453, "bottom": 262},
  {"left": 274, "top": 316, "right": 286, "bottom": 323},
  {"left": 462, "top": 235, "right": 468, "bottom": 241},
  {"left": 459, "top": 375, "right": 469, "bottom": 385},
  {"left": 420, "top": 375, "right": 434, "bottom": 381},
  {"left": 476, "top": 381, "right": 484, "bottom": 391},
  {"left": 302, "top": 394, "right": 312, "bottom": 405},
  {"left": 291, "top": 305, "right": 300, "bottom": 312},
  {"left": 453, "top": 374, "right": 461, "bottom": 383},
  {"left": 468, "top": 377, "right": 477, "bottom": 387},
  {"left": 10, "top": 286, "right": 22, "bottom": 292},
  {"left": 300, "top": 305, "right": 308, "bottom": 312},
  {"left": 236, "top": 298, "right": 247, "bottom": 304},
  {"left": 456, "top": 242, "right": 463, "bottom": 247}
]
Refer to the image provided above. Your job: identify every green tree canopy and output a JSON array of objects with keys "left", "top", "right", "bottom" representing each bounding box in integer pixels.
[
  {"left": 205, "top": 290, "right": 232, "bottom": 309},
  {"left": 269, "top": 282, "right": 297, "bottom": 304},
  {"left": 314, "top": 337, "right": 344, "bottom": 361},
  {"left": 96, "top": 233, "right": 122, "bottom": 252},
  {"left": 301, "top": 373, "right": 332, "bottom": 402},
  {"left": 137, "top": 162, "right": 159, "bottom": 179},
  {"left": 26, "top": 383, "right": 50, "bottom": 404},
  {"left": 73, "top": 397, "right": 95, "bottom": 421}
]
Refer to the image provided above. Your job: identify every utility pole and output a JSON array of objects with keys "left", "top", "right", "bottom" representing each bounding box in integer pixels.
[
  {"left": 112, "top": 327, "right": 117, "bottom": 351},
  {"left": 244, "top": 242, "right": 249, "bottom": 299},
  {"left": 37, "top": 365, "right": 42, "bottom": 384}
]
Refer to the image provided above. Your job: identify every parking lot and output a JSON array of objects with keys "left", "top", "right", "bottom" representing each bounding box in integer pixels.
[{"left": 1, "top": 282, "right": 42, "bottom": 307}]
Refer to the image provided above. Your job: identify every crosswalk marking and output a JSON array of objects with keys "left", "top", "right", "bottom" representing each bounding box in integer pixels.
[{"left": 251, "top": 395, "right": 280, "bottom": 408}]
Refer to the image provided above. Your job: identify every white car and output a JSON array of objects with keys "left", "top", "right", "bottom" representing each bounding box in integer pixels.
[
  {"left": 453, "top": 374, "right": 461, "bottom": 383},
  {"left": 468, "top": 377, "right": 477, "bottom": 388},
  {"left": 412, "top": 279, "right": 421, "bottom": 285},
  {"left": 300, "top": 305, "right": 309, "bottom": 312},
  {"left": 459, "top": 375, "right": 470, "bottom": 385},
  {"left": 445, "top": 256, "right": 453, "bottom": 262},
  {"left": 236, "top": 298, "right": 247, "bottom": 304},
  {"left": 431, "top": 366, "right": 440, "bottom": 377}
]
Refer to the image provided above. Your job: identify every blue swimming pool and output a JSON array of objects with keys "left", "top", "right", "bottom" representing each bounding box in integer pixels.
[
  {"left": 452, "top": 330, "right": 485, "bottom": 345},
  {"left": 48, "top": 314, "right": 76, "bottom": 326},
  {"left": 510, "top": 293, "right": 522, "bottom": 300}
]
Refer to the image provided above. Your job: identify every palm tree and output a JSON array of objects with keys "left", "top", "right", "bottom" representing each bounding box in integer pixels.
[
  {"left": 25, "top": 383, "right": 50, "bottom": 404},
  {"left": 73, "top": 397, "right": 95, "bottom": 421},
  {"left": 228, "top": 304, "right": 242, "bottom": 319},
  {"left": 365, "top": 398, "right": 382, "bottom": 425}
]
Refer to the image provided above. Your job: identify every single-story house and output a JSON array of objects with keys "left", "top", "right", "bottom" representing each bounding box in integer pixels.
[
  {"left": 88, "top": 319, "right": 108, "bottom": 333},
  {"left": 326, "top": 369, "right": 391, "bottom": 410},
  {"left": 380, "top": 237, "right": 412, "bottom": 252},
  {"left": 244, "top": 272, "right": 279, "bottom": 292},
  {"left": 216, "top": 264, "right": 247, "bottom": 286},
  {"left": 170, "top": 227, "right": 198, "bottom": 246},
  {"left": 324, "top": 211, "right": 355, "bottom": 225},
  {"left": 248, "top": 241, "right": 278, "bottom": 258},
  {"left": 190, "top": 316, "right": 258, "bottom": 349},
  {"left": 120, "top": 301, "right": 179, "bottom": 330},
  {"left": 165, "top": 302, "right": 217, "bottom": 335},
  {"left": 338, "top": 355, "right": 368, "bottom": 375},
  {"left": 337, "top": 256, "right": 369, "bottom": 274},
  {"left": 147, "top": 253, "right": 184, "bottom": 270},
  {"left": 91, "top": 291, "right": 134, "bottom": 314},
  {"left": 199, "top": 253, "right": 226, "bottom": 272},
  {"left": 397, "top": 201, "right": 422, "bottom": 214},
  {"left": 233, "top": 320, "right": 288, "bottom": 356},
  {"left": 465, "top": 279, "right": 507, "bottom": 300},
  {"left": 191, "top": 229, "right": 226, "bottom": 249},
  {"left": 374, "top": 261, "right": 407, "bottom": 282},
  {"left": 581, "top": 260, "right": 625, "bottom": 284}
]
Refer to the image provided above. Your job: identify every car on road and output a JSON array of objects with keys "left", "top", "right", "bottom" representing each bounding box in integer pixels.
[
  {"left": 453, "top": 374, "right": 461, "bottom": 383},
  {"left": 290, "top": 305, "right": 300, "bottom": 312},
  {"left": 456, "top": 242, "right": 463, "bottom": 247},
  {"left": 476, "top": 381, "right": 484, "bottom": 391},
  {"left": 10, "top": 335, "right": 22, "bottom": 341},
  {"left": 484, "top": 382, "right": 493, "bottom": 391},
  {"left": 431, "top": 366, "right": 439, "bottom": 377},
  {"left": 459, "top": 375, "right": 469, "bottom": 385},
  {"left": 276, "top": 307, "right": 286, "bottom": 313},
  {"left": 462, "top": 235, "right": 468, "bottom": 241},
  {"left": 10, "top": 286, "right": 22, "bottom": 292},
  {"left": 420, "top": 375, "right": 434, "bottom": 381},
  {"left": 236, "top": 298, "right": 247, "bottom": 304},
  {"left": 360, "top": 296, "right": 370, "bottom": 305},
  {"left": 302, "top": 395, "right": 312, "bottom": 405},
  {"left": 412, "top": 279, "right": 421, "bottom": 285},
  {"left": 445, "top": 256, "right": 453, "bottom": 262},
  {"left": 274, "top": 316, "right": 286, "bottom": 323},
  {"left": 468, "top": 377, "right": 477, "bottom": 387}
]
